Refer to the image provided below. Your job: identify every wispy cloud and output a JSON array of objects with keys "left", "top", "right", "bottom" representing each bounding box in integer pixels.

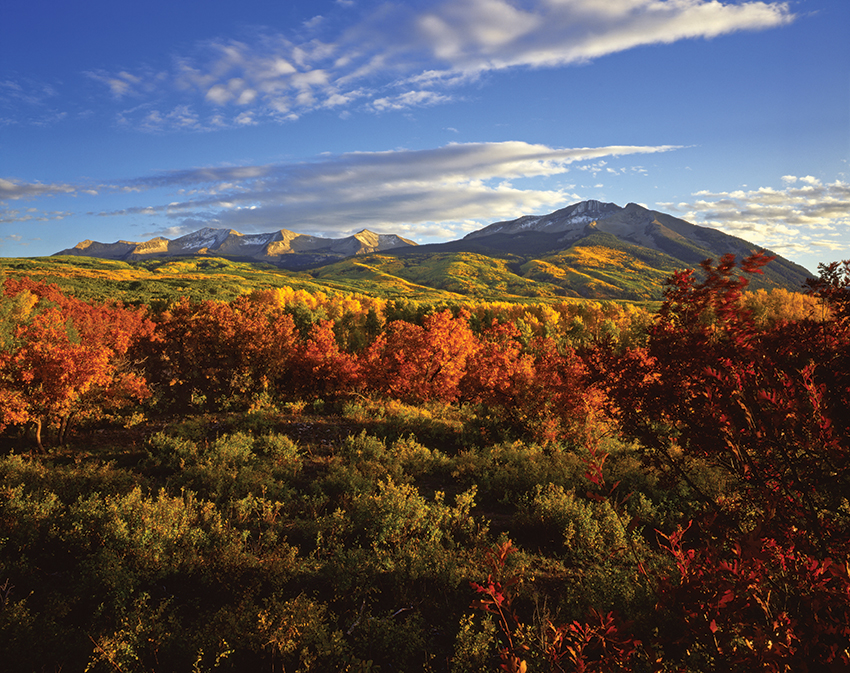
[
  {"left": 131, "top": 142, "right": 679, "bottom": 240},
  {"left": 78, "top": 0, "right": 793, "bottom": 131},
  {"left": 2, "top": 142, "right": 677, "bottom": 239},
  {"left": 660, "top": 176, "right": 850, "bottom": 262},
  {"left": 0, "top": 78, "right": 67, "bottom": 127},
  {"left": 0, "top": 177, "right": 78, "bottom": 200},
  {"left": 413, "top": 0, "right": 793, "bottom": 74},
  {"left": 0, "top": 205, "right": 72, "bottom": 225},
  {"left": 370, "top": 89, "right": 454, "bottom": 112}
]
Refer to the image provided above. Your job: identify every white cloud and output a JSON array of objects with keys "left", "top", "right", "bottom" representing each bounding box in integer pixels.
[
  {"left": 0, "top": 178, "right": 77, "bottom": 200},
  {"left": 419, "top": 0, "right": 542, "bottom": 61},
  {"left": 304, "top": 15, "right": 325, "bottom": 30},
  {"left": 0, "top": 205, "right": 72, "bottom": 224},
  {"left": 85, "top": 0, "right": 794, "bottom": 131},
  {"left": 88, "top": 141, "right": 676, "bottom": 238},
  {"left": 661, "top": 176, "right": 850, "bottom": 262},
  {"left": 370, "top": 90, "right": 452, "bottom": 111},
  {"left": 405, "top": 0, "right": 793, "bottom": 74},
  {"left": 206, "top": 84, "right": 233, "bottom": 104}
]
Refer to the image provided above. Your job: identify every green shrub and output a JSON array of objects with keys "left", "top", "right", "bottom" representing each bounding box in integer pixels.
[
  {"left": 256, "top": 433, "right": 302, "bottom": 478},
  {"left": 341, "top": 430, "right": 387, "bottom": 465},
  {"left": 341, "top": 397, "right": 480, "bottom": 448},
  {"left": 347, "top": 608, "right": 428, "bottom": 671},
  {"left": 452, "top": 440, "right": 587, "bottom": 507},
  {"left": 258, "top": 593, "right": 352, "bottom": 671},
  {"left": 143, "top": 431, "right": 200, "bottom": 471},
  {"left": 205, "top": 432, "right": 255, "bottom": 469},
  {"left": 389, "top": 434, "right": 449, "bottom": 478},
  {"left": 451, "top": 613, "right": 497, "bottom": 673},
  {"left": 232, "top": 409, "right": 279, "bottom": 434},
  {"left": 0, "top": 454, "right": 140, "bottom": 502},
  {"left": 515, "top": 483, "right": 627, "bottom": 561}
]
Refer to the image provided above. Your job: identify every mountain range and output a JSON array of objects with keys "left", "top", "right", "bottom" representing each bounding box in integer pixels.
[
  {"left": 54, "top": 201, "right": 813, "bottom": 300},
  {"left": 57, "top": 228, "right": 417, "bottom": 270}
]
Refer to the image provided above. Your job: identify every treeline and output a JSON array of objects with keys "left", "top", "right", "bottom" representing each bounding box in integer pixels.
[
  {"left": 0, "top": 271, "right": 824, "bottom": 450},
  {"left": 0, "top": 256, "right": 847, "bottom": 672}
]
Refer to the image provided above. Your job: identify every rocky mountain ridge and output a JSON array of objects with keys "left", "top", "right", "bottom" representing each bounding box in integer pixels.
[
  {"left": 54, "top": 201, "right": 813, "bottom": 297},
  {"left": 464, "top": 199, "right": 623, "bottom": 239},
  {"left": 57, "top": 227, "right": 417, "bottom": 270},
  {"left": 465, "top": 200, "right": 756, "bottom": 259}
]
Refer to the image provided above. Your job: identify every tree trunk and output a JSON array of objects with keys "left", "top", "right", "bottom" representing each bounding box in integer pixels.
[
  {"left": 58, "top": 414, "right": 73, "bottom": 446},
  {"left": 34, "top": 417, "right": 45, "bottom": 453}
]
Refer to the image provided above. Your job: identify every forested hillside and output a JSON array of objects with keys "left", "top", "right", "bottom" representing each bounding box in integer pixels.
[
  {"left": 0, "top": 255, "right": 847, "bottom": 672},
  {"left": 5, "top": 201, "right": 814, "bottom": 307}
]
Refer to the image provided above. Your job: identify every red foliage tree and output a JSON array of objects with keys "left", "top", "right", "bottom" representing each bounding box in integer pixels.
[
  {"left": 148, "top": 296, "right": 298, "bottom": 410},
  {"left": 0, "top": 277, "right": 155, "bottom": 449},
  {"left": 288, "top": 319, "right": 361, "bottom": 400},
  {"left": 594, "top": 254, "right": 850, "bottom": 670},
  {"left": 460, "top": 320, "right": 534, "bottom": 409}
]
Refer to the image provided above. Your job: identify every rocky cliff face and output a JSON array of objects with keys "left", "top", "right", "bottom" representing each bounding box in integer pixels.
[{"left": 56, "top": 228, "right": 417, "bottom": 268}]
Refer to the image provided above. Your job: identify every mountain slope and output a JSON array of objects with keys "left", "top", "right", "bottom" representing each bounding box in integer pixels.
[
  {"left": 313, "top": 202, "right": 810, "bottom": 300},
  {"left": 53, "top": 201, "right": 814, "bottom": 301}
]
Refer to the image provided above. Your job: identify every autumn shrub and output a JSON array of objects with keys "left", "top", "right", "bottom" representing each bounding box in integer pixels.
[
  {"left": 596, "top": 437, "right": 697, "bottom": 533},
  {"left": 4, "top": 259, "right": 849, "bottom": 671},
  {"left": 182, "top": 432, "right": 299, "bottom": 504},
  {"left": 312, "top": 479, "right": 483, "bottom": 626},
  {"left": 258, "top": 593, "right": 353, "bottom": 672},
  {"left": 468, "top": 539, "right": 648, "bottom": 673},
  {"left": 0, "top": 452, "right": 141, "bottom": 502},
  {"left": 333, "top": 430, "right": 448, "bottom": 488},
  {"left": 0, "top": 277, "right": 154, "bottom": 450},
  {"left": 593, "top": 254, "right": 850, "bottom": 670},
  {"left": 346, "top": 607, "right": 430, "bottom": 671},
  {"left": 288, "top": 319, "right": 362, "bottom": 400},
  {"left": 454, "top": 440, "right": 587, "bottom": 508},
  {"left": 145, "top": 296, "right": 299, "bottom": 413},
  {"left": 341, "top": 396, "right": 481, "bottom": 448},
  {"left": 205, "top": 431, "right": 256, "bottom": 468},
  {"left": 85, "top": 591, "right": 201, "bottom": 673},
  {"left": 143, "top": 430, "right": 200, "bottom": 471},
  {"left": 231, "top": 407, "right": 281, "bottom": 434},
  {"left": 389, "top": 433, "right": 450, "bottom": 478},
  {"left": 451, "top": 612, "right": 498, "bottom": 673},
  {"left": 0, "top": 481, "right": 261, "bottom": 671},
  {"left": 362, "top": 310, "right": 478, "bottom": 404},
  {"left": 254, "top": 432, "right": 302, "bottom": 477},
  {"left": 335, "top": 430, "right": 395, "bottom": 488},
  {"left": 519, "top": 485, "right": 623, "bottom": 561}
]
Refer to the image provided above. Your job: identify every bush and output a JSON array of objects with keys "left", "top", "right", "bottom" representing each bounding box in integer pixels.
[
  {"left": 515, "top": 483, "right": 627, "bottom": 561},
  {"left": 256, "top": 433, "right": 302, "bottom": 478}
]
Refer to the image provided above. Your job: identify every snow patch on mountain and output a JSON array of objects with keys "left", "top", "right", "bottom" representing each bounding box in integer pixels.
[{"left": 463, "top": 200, "right": 621, "bottom": 240}]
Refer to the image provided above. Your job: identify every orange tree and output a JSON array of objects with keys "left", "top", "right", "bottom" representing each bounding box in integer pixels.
[
  {"left": 146, "top": 295, "right": 299, "bottom": 412},
  {"left": 0, "top": 277, "right": 155, "bottom": 449},
  {"left": 362, "top": 309, "right": 479, "bottom": 403},
  {"left": 287, "top": 318, "right": 362, "bottom": 400}
]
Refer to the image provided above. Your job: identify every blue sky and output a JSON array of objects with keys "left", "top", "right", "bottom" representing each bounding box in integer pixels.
[{"left": 1, "top": 0, "right": 848, "bottom": 274}]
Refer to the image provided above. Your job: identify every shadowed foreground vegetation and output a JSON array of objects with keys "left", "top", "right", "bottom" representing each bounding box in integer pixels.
[{"left": 0, "top": 256, "right": 847, "bottom": 672}]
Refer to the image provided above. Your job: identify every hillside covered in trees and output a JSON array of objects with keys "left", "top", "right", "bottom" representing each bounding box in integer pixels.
[{"left": 0, "top": 254, "right": 847, "bottom": 672}]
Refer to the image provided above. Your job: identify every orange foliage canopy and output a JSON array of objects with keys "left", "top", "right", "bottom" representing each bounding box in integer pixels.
[
  {"left": 363, "top": 310, "right": 478, "bottom": 403},
  {"left": 0, "top": 277, "right": 155, "bottom": 449}
]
